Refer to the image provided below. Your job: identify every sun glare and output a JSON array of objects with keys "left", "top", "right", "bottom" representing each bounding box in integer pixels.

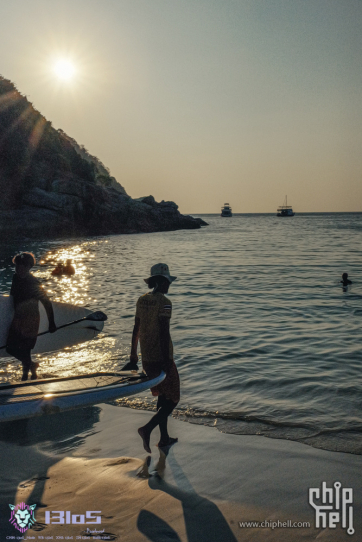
[{"left": 53, "top": 59, "right": 76, "bottom": 81}]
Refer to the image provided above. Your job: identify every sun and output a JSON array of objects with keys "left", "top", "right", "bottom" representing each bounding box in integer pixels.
[{"left": 53, "top": 59, "right": 76, "bottom": 81}]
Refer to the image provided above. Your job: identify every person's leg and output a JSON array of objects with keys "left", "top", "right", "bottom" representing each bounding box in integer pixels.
[
  {"left": 20, "top": 351, "right": 32, "bottom": 381},
  {"left": 18, "top": 352, "right": 32, "bottom": 381},
  {"left": 157, "top": 396, "right": 178, "bottom": 447},
  {"left": 30, "top": 361, "right": 39, "bottom": 380},
  {"left": 6, "top": 344, "right": 32, "bottom": 381},
  {"left": 138, "top": 395, "right": 178, "bottom": 452}
]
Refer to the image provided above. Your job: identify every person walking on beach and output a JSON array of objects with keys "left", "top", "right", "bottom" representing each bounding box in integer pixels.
[
  {"left": 123, "top": 263, "right": 180, "bottom": 453},
  {"left": 6, "top": 252, "right": 56, "bottom": 381}
]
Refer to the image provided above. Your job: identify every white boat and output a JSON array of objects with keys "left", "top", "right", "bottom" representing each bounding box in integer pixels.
[
  {"left": 277, "top": 196, "right": 295, "bottom": 217},
  {"left": 0, "top": 371, "right": 165, "bottom": 422},
  {"left": 221, "top": 203, "right": 232, "bottom": 217}
]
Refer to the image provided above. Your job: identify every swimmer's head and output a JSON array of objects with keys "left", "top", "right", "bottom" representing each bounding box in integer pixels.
[{"left": 342, "top": 272, "right": 348, "bottom": 281}]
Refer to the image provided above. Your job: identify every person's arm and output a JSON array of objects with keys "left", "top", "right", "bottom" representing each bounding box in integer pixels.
[
  {"left": 159, "top": 317, "right": 172, "bottom": 374},
  {"left": 122, "top": 316, "right": 140, "bottom": 370}
]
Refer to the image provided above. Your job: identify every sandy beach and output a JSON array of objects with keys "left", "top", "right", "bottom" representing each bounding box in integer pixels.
[{"left": 0, "top": 403, "right": 360, "bottom": 541}]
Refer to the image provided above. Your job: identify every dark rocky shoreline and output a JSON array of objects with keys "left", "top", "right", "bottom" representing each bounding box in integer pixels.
[
  {"left": 0, "top": 185, "right": 207, "bottom": 240},
  {"left": 0, "top": 76, "right": 207, "bottom": 239}
]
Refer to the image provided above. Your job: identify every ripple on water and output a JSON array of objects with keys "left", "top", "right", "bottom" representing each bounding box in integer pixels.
[{"left": 0, "top": 214, "right": 361, "bottom": 454}]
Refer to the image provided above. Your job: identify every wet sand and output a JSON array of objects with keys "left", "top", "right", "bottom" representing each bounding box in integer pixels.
[{"left": 0, "top": 404, "right": 361, "bottom": 541}]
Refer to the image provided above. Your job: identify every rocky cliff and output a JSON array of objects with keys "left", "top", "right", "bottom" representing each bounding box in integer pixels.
[{"left": 0, "top": 76, "right": 206, "bottom": 239}]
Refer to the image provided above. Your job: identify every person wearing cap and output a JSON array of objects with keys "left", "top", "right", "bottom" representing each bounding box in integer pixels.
[
  {"left": 122, "top": 263, "right": 180, "bottom": 453},
  {"left": 6, "top": 252, "right": 56, "bottom": 381}
]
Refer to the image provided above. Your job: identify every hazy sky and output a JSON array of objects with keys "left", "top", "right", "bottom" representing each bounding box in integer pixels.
[{"left": 0, "top": 0, "right": 361, "bottom": 213}]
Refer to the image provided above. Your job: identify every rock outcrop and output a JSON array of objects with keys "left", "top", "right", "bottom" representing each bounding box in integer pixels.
[{"left": 0, "top": 76, "right": 207, "bottom": 239}]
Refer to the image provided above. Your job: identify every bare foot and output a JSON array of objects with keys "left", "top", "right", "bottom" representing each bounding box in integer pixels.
[
  {"left": 138, "top": 427, "right": 151, "bottom": 453},
  {"left": 157, "top": 437, "right": 178, "bottom": 449},
  {"left": 137, "top": 455, "right": 151, "bottom": 478}
]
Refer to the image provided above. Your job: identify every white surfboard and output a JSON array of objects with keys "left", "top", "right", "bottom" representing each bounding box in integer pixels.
[
  {"left": 0, "top": 296, "right": 104, "bottom": 358},
  {"left": 0, "top": 371, "right": 166, "bottom": 422}
]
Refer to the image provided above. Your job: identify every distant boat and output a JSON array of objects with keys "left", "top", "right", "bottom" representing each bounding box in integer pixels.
[
  {"left": 277, "top": 196, "right": 295, "bottom": 217},
  {"left": 221, "top": 203, "right": 232, "bottom": 217}
]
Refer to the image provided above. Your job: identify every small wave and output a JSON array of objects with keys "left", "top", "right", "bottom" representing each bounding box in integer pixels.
[{"left": 111, "top": 399, "right": 362, "bottom": 455}]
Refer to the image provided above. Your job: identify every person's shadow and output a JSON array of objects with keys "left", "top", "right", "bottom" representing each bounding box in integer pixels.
[
  {"left": 0, "top": 407, "right": 101, "bottom": 538},
  {"left": 137, "top": 449, "right": 237, "bottom": 542}
]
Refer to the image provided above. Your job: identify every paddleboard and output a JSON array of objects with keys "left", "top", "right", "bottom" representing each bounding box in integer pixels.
[
  {"left": 0, "top": 296, "right": 104, "bottom": 358},
  {"left": 0, "top": 371, "right": 166, "bottom": 422}
]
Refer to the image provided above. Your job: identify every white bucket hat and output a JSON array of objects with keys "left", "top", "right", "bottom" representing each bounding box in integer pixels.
[{"left": 144, "top": 263, "right": 177, "bottom": 284}]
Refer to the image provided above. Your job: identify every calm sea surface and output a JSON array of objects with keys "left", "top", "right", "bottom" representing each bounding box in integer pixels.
[{"left": 0, "top": 213, "right": 361, "bottom": 454}]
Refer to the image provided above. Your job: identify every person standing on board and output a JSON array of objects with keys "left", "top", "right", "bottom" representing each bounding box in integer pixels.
[
  {"left": 123, "top": 263, "right": 180, "bottom": 453},
  {"left": 6, "top": 252, "right": 56, "bottom": 381}
]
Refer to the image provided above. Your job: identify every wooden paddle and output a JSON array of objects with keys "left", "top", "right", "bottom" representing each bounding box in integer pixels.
[{"left": 0, "top": 311, "right": 107, "bottom": 349}]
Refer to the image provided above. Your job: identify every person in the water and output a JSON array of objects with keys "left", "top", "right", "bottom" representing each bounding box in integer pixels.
[
  {"left": 123, "top": 263, "right": 180, "bottom": 453},
  {"left": 63, "top": 259, "right": 75, "bottom": 275},
  {"left": 7, "top": 252, "right": 56, "bottom": 381},
  {"left": 341, "top": 273, "right": 352, "bottom": 287},
  {"left": 51, "top": 262, "right": 64, "bottom": 276}
]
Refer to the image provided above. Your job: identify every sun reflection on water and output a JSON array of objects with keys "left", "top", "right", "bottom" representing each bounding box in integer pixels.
[
  {"left": 0, "top": 239, "right": 122, "bottom": 382},
  {"left": 34, "top": 338, "right": 117, "bottom": 379},
  {"left": 34, "top": 242, "right": 98, "bottom": 306}
]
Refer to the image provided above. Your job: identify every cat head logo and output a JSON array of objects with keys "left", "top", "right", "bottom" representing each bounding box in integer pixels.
[{"left": 9, "top": 502, "right": 36, "bottom": 533}]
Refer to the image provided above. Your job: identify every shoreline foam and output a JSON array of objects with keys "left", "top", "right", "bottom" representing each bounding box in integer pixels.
[{"left": 110, "top": 399, "right": 362, "bottom": 456}]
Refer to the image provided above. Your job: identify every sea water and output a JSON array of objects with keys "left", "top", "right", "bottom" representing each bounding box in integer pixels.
[{"left": 0, "top": 213, "right": 361, "bottom": 454}]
